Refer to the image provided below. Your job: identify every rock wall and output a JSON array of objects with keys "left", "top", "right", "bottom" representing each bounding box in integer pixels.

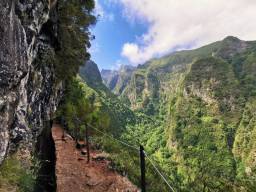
[
  {"left": 0, "top": 0, "right": 62, "bottom": 164},
  {"left": 79, "top": 60, "right": 103, "bottom": 88}
]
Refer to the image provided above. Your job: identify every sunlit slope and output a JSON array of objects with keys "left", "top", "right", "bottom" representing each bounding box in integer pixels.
[{"left": 104, "top": 36, "right": 256, "bottom": 190}]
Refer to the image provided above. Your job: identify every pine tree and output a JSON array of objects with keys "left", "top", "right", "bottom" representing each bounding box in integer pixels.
[{"left": 55, "top": 0, "right": 96, "bottom": 80}]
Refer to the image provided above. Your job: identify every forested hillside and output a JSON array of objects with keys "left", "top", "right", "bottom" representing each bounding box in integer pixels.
[
  {"left": 59, "top": 60, "right": 175, "bottom": 191},
  {"left": 61, "top": 36, "right": 256, "bottom": 191},
  {"left": 101, "top": 36, "right": 256, "bottom": 191},
  {"left": 3, "top": 0, "right": 255, "bottom": 191},
  {"left": 54, "top": 35, "right": 256, "bottom": 191},
  {"left": 101, "top": 65, "right": 136, "bottom": 95}
]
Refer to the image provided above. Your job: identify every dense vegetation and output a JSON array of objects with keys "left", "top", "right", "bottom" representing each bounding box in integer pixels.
[
  {"left": 2, "top": 0, "right": 255, "bottom": 191},
  {"left": 0, "top": 156, "right": 37, "bottom": 192},
  {"left": 101, "top": 65, "right": 136, "bottom": 95},
  {"left": 55, "top": 0, "right": 96, "bottom": 80},
  {"left": 59, "top": 60, "right": 136, "bottom": 137},
  {"left": 59, "top": 37, "right": 256, "bottom": 191},
  {"left": 59, "top": 62, "right": 176, "bottom": 191},
  {"left": 100, "top": 37, "right": 256, "bottom": 191},
  {"left": 0, "top": 0, "right": 97, "bottom": 191}
]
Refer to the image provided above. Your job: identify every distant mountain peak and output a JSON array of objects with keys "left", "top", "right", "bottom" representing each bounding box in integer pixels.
[
  {"left": 217, "top": 36, "right": 248, "bottom": 59},
  {"left": 101, "top": 65, "right": 136, "bottom": 94},
  {"left": 223, "top": 36, "right": 241, "bottom": 42},
  {"left": 79, "top": 60, "right": 102, "bottom": 86},
  {"left": 101, "top": 69, "right": 118, "bottom": 73}
]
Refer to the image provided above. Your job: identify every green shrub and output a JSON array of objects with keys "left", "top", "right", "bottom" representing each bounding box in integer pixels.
[{"left": 0, "top": 156, "right": 35, "bottom": 192}]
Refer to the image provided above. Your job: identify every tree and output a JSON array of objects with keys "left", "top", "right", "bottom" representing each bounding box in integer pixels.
[{"left": 55, "top": 0, "right": 96, "bottom": 80}]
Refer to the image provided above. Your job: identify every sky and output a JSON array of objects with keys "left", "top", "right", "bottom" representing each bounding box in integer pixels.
[{"left": 90, "top": 0, "right": 256, "bottom": 70}]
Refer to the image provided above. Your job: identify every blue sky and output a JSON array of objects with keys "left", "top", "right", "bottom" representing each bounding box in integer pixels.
[
  {"left": 90, "top": 1, "right": 147, "bottom": 70},
  {"left": 90, "top": 0, "right": 256, "bottom": 70}
]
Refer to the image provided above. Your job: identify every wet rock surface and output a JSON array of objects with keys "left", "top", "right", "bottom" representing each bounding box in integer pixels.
[{"left": 0, "top": 0, "right": 62, "bottom": 164}]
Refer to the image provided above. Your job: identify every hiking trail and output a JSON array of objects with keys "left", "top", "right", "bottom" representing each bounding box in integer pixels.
[{"left": 52, "top": 124, "right": 139, "bottom": 192}]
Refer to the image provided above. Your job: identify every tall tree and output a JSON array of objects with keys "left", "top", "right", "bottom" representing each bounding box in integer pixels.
[{"left": 56, "top": 0, "right": 96, "bottom": 80}]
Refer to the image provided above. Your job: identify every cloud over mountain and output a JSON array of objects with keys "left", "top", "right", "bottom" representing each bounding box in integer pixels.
[{"left": 115, "top": 0, "right": 256, "bottom": 64}]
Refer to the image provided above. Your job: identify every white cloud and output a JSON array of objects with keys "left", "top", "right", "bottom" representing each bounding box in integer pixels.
[
  {"left": 95, "top": 0, "right": 115, "bottom": 22},
  {"left": 121, "top": 43, "right": 140, "bottom": 64},
  {"left": 115, "top": 0, "right": 256, "bottom": 64},
  {"left": 94, "top": 0, "right": 104, "bottom": 17}
]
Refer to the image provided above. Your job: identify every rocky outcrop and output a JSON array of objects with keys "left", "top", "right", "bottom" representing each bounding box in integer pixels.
[
  {"left": 101, "top": 65, "right": 135, "bottom": 95},
  {"left": 0, "top": 0, "right": 63, "bottom": 164},
  {"left": 79, "top": 60, "right": 103, "bottom": 88},
  {"left": 101, "top": 69, "right": 119, "bottom": 90}
]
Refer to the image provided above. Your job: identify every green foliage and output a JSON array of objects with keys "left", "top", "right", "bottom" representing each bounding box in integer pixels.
[
  {"left": 59, "top": 75, "right": 135, "bottom": 139},
  {"left": 79, "top": 66, "right": 136, "bottom": 135},
  {"left": 168, "top": 94, "right": 236, "bottom": 191},
  {"left": 117, "top": 112, "right": 181, "bottom": 191},
  {"left": 163, "top": 44, "right": 256, "bottom": 190},
  {"left": 92, "top": 124, "right": 177, "bottom": 192},
  {"left": 58, "top": 37, "right": 256, "bottom": 191},
  {"left": 233, "top": 99, "right": 256, "bottom": 172},
  {"left": 55, "top": 0, "right": 96, "bottom": 80},
  {"left": 0, "top": 156, "right": 36, "bottom": 192},
  {"left": 108, "top": 37, "right": 256, "bottom": 191},
  {"left": 59, "top": 73, "right": 177, "bottom": 191},
  {"left": 59, "top": 77, "right": 104, "bottom": 139}
]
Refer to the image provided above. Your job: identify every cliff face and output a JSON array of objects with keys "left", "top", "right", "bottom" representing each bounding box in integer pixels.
[
  {"left": 101, "top": 69, "right": 119, "bottom": 90},
  {"left": 103, "top": 37, "right": 256, "bottom": 189},
  {"left": 79, "top": 60, "right": 103, "bottom": 88},
  {"left": 101, "top": 65, "right": 135, "bottom": 95},
  {"left": 0, "top": 0, "right": 62, "bottom": 164}
]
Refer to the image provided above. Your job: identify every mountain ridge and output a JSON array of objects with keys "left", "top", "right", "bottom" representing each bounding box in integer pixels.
[
  {"left": 99, "top": 36, "right": 256, "bottom": 191},
  {"left": 101, "top": 65, "right": 136, "bottom": 95}
]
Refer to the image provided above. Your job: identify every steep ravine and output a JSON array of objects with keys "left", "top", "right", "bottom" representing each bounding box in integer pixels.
[
  {"left": 0, "top": 0, "right": 62, "bottom": 179},
  {"left": 101, "top": 37, "right": 256, "bottom": 190}
]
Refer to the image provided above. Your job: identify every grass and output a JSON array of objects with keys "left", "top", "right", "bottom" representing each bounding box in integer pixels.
[{"left": 0, "top": 156, "right": 35, "bottom": 192}]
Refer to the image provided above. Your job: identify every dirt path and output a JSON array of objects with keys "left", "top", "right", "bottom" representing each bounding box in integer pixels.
[{"left": 52, "top": 124, "right": 139, "bottom": 192}]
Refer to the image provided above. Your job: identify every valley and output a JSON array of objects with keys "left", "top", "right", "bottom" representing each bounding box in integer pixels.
[
  {"left": 98, "top": 36, "right": 256, "bottom": 191},
  {"left": 0, "top": 0, "right": 255, "bottom": 191}
]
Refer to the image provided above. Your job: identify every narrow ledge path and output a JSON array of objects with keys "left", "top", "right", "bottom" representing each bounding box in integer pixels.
[{"left": 52, "top": 124, "right": 139, "bottom": 192}]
